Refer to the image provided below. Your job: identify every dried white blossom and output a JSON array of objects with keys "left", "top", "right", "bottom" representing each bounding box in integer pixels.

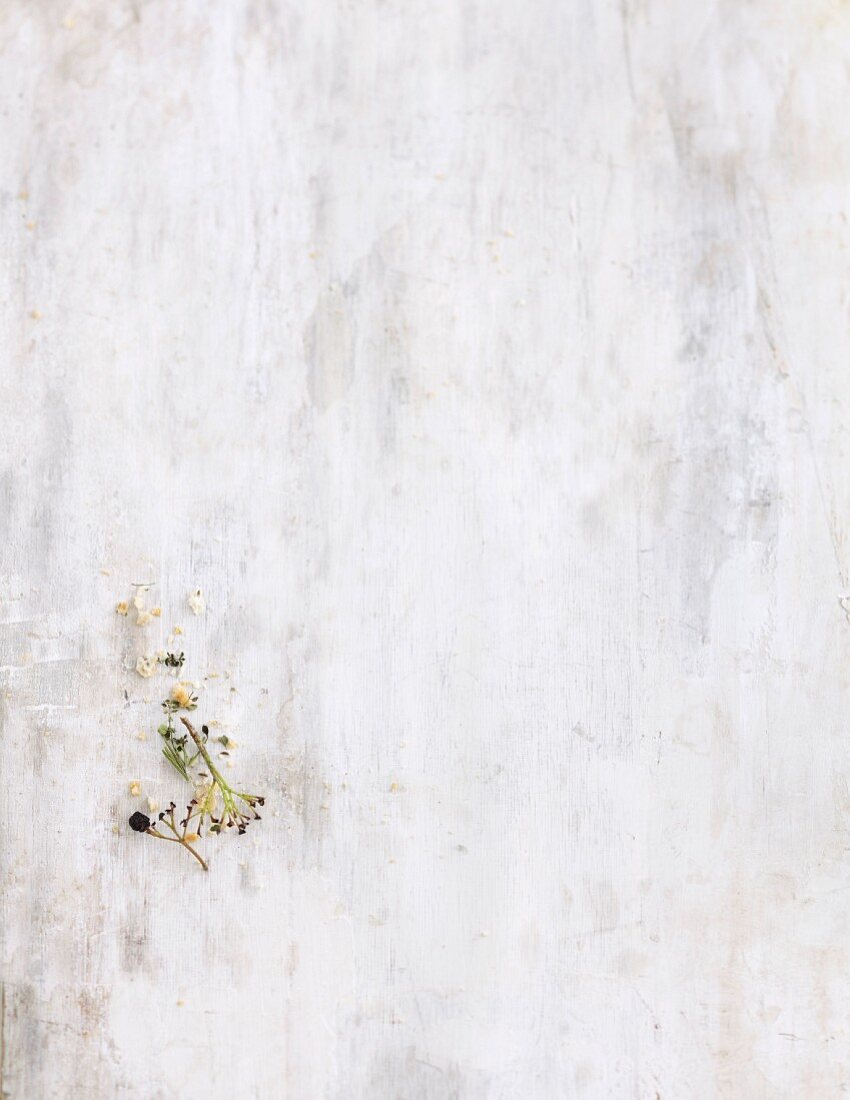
[
  {"left": 136, "top": 654, "right": 157, "bottom": 678},
  {"left": 169, "top": 681, "right": 197, "bottom": 710}
]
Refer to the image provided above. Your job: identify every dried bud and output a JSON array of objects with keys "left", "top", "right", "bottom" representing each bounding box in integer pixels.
[{"left": 129, "top": 811, "right": 151, "bottom": 833}]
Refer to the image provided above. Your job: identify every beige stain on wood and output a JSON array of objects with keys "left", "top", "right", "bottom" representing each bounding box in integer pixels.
[{"left": 2, "top": 1, "right": 850, "bottom": 1097}]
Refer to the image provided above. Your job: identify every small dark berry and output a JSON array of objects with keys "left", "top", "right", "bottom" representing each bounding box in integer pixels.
[
  {"left": 129, "top": 811, "right": 151, "bottom": 833},
  {"left": 202, "top": 724, "right": 209, "bottom": 735}
]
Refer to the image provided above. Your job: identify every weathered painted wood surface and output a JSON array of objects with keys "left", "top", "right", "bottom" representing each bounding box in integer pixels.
[{"left": 2, "top": 2, "right": 850, "bottom": 1096}]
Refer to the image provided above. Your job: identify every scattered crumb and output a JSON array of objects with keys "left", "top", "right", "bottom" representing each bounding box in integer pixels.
[
  {"left": 136, "top": 654, "right": 157, "bottom": 678},
  {"left": 503, "top": 228, "right": 515, "bottom": 238},
  {"left": 100, "top": 568, "right": 112, "bottom": 576},
  {"left": 188, "top": 589, "right": 205, "bottom": 615},
  {"left": 18, "top": 189, "right": 28, "bottom": 201},
  {"left": 147, "top": 797, "right": 159, "bottom": 813},
  {"left": 173, "top": 625, "right": 183, "bottom": 635},
  {"left": 25, "top": 221, "right": 35, "bottom": 231},
  {"left": 151, "top": 607, "right": 162, "bottom": 617},
  {"left": 389, "top": 781, "right": 399, "bottom": 793},
  {"left": 176, "top": 999, "right": 185, "bottom": 1007},
  {"left": 136, "top": 731, "right": 148, "bottom": 741},
  {"left": 115, "top": 601, "right": 129, "bottom": 616},
  {"left": 132, "top": 591, "right": 153, "bottom": 625},
  {"left": 193, "top": 780, "right": 213, "bottom": 805},
  {"left": 112, "top": 824, "right": 121, "bottom": 834},
  {"left": 129, "top": 780, "right": 141, "bottom": 797},
  {"left": 29, "top": 309, "right": 41, "bottom": 320}
]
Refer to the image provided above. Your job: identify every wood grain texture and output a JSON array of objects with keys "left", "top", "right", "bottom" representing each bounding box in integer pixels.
[{"left": 2, "top": 1, "right": 850, "bottom": 1096}]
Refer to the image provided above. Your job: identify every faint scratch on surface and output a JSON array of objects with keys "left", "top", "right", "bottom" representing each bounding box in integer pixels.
[
  {"left": 332, "top": 911, "right": 358, "bottom": 1000},
  {"left": 757, "top": 283, "right": 849, "bottom": 595},
  {"left": 0, "top": 981, "right": 5, "bottom": 1099},
  {"left": 20, "top": 703, "right": 78, "bottom": 712}
]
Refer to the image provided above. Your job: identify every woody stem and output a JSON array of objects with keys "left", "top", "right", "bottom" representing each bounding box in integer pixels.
[{"left": 148, "top": 825, "right": 208, "bottom": 872}]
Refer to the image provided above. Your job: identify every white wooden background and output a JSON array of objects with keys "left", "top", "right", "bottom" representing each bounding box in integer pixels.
[{"left": 2, "top": 1, "right": 850, "bottom": 1096}]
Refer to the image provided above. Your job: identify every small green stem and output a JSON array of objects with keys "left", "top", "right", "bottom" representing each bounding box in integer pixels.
[{"left": 180, "top": 717, "right": 232, "bottom": 792}]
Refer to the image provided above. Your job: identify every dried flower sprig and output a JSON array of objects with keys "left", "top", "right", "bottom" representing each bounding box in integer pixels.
[
  {"left": 156, "top": 684, "right": 200, "bottom": 781},
  {"left": 127, "top": 622, "right": 266, "bottom": 871},
  {"left": 158, "top": 651, "right": 186, "bottom": 669},
  {"left": 179, "top": 718, "right": 265, "bottom": 835},
  {"left": 157, "top": 722, "right": 196, "bottom": 782},
  {"left": 129, "top": 803, "right": 208, "bottom": 871}
]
